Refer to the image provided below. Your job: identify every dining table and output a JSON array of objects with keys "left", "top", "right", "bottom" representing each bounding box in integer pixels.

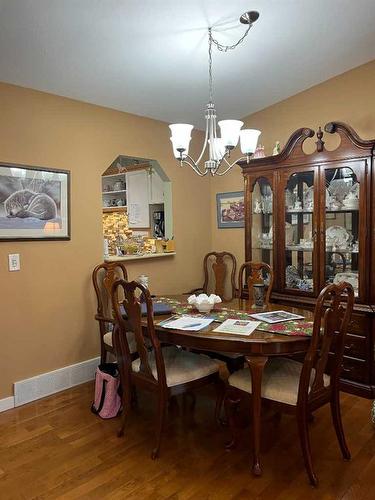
[{"left": 145, "top": 295, "right": 313, "bottom": 476}]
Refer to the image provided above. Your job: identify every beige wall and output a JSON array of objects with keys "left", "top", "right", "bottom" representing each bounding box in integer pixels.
[
  {"left": 210, "top": 59, "right": 375, "bottom": 266},
  {"left": 0, "top": 83, "right": 210, "bottom": 398},
  {"left": 1, "top": 58, "right": 374, "bottom": 400}
]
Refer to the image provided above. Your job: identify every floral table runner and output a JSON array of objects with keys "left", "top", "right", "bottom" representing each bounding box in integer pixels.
[
  {"left": 256, "top": 320, "right": 313, "bottom": 337},
  {"left": 154, "top": 297, "right": 313, "bottom": 337}
]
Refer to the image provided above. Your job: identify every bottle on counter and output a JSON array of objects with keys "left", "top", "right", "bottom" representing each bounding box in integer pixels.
[{"left": 103, "top": 238, "right": 109, "bottom": 259}]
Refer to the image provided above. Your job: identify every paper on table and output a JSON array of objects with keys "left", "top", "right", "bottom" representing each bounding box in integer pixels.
[
  {"left": 159, "top": 316, "right": 214, "bottom": 331},
  {"left": 250, "top": 310, "right": 304, "bottom": 324},
  {"left": 213, "top": 319, "right": 260, "bottom": 336}
]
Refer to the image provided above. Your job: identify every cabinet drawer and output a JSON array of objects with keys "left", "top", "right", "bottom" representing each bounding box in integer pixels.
[
  {"left": 341, "top": 356, "right": 369, "bottom": 384},
  {"left": 347, "top": 314, "right": 369, "bottom": 336},
  {"left": 344, "top": 333, "right": 367, "bottom": 360},
  {"left": 331, "top": 333, "right": 368, "bottom": 361},
  {"left": 327, "top": 353, "right": 369, "bottom": 384}
]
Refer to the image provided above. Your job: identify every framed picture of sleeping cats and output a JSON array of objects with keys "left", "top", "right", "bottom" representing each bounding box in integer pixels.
[{"left": 0, "top": 162, "right": 70, "bottom": 240}]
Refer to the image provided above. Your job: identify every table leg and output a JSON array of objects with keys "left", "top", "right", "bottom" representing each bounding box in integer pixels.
[{"left": 245, "top": 355, "right": 268, "bottom": 476}]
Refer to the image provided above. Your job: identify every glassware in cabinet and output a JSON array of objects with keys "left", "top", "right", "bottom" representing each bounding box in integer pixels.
[{"left": 283, "top": 170, "right": 316, "bottom": 294}]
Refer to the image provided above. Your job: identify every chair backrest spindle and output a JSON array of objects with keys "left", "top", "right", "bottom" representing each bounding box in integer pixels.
[
  {"left": 112, "top": 280, "right": 167, "bottom": 389},
  {"left": 202, "top": 252, "right": 237, "bottom": 301},
  {"left": 92, "top": 261, "right": 128, "bottom": 330},
  {"left": 238, "top": 261, "right": 274, "bottom": 303}
]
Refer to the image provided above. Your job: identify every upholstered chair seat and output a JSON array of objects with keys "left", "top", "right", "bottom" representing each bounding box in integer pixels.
[
  {"left": 229, "top": 357, "right": 330, "bottom": 406},
  {"left": 132, "top": 346, "right": 220, "bottom": 387},
  {"left": 103, "top": 330, "right": 113, "bottom": 347},
  {"left": 103, "top": 328, "right": 137, "bottom": 353}
]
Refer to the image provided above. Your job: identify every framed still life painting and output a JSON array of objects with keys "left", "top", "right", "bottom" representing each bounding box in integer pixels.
[
  {"left": 216, "top": 191, "right": 245, "bottom": 228},
  {"left": 0, "top": 162, "right": 70, "bottom": 241}
]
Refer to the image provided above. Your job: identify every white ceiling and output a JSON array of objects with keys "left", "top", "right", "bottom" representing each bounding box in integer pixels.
[{"left": 0, "top": 0, "right": 374, "bottom": 129}]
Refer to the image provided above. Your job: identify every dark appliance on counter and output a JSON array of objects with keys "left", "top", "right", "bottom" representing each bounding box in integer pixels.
[{"left": 153, "top": 210, "right": 165, "bottom": 238}]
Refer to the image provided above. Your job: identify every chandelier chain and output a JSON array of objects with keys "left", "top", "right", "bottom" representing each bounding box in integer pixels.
[
  {"left": 210, "top": 24, "right": 253, "bottom": 52},
  {"left": 207, "top": 22, "right": 254, "bottom": 104},
  {"left": 208, "top": 28, "right": 213, "bottom": 104}
]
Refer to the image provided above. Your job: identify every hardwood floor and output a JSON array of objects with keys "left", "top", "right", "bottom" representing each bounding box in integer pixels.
[{"left": 0, "top": 382, "right": 374, "bottom": 499}]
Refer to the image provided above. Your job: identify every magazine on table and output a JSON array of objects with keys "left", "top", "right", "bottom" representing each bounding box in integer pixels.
[
  {"left": 212, "top": 319, "right": 260, "bottom": 336},
  {"left": 250, "top": 310, "right": 305, "bottom": 324},
  {"left": 158, "top": 315, "right": 214, "bottom": 331}
]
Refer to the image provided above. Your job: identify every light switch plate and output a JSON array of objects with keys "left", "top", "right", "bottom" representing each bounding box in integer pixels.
[{"left": 8, "top": 253, "right": 20, "bottom": 271}]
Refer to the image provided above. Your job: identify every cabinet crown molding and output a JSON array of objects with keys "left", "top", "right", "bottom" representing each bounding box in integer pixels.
[{"left": 239, "top": 122, "right": 375, "bottom": 173}]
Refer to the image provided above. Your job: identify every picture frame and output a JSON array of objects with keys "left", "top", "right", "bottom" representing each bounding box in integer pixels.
[
  {"left": 216, "top": 191, "right": 245, "bottom": 229},
  {"left": 0, "top": 162, "right": 71, "bottom": 241}
]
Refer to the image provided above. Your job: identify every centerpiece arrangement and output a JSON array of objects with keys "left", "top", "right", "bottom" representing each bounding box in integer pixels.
[{"left": 187, "top": 293, "right": 222, "bottom": 313}]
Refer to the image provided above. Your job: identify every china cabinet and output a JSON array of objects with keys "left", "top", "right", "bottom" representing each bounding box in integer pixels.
[{"left": 239, "top": 122, "right": 375, "bottom": 398}]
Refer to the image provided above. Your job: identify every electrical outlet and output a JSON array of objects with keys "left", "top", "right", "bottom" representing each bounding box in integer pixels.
[{"left": 8, "top": 254, "right": 20, "bottom": 271}]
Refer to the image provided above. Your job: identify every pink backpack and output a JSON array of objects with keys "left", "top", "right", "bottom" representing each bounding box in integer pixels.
[{"left": 91, "top": 363, "right": 122, "bottom": 419}]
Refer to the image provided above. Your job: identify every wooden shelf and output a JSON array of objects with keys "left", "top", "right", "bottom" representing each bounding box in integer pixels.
[
  {"left": 286, "top": 209, "right": 359, "bottom": 214},
  {"left": 326, "top": 208, "right": 359, "bottom": 213},
  {"left": 286, "top": 210, "right": 313, "bottom": 214},
  {"left": 102, "top": 189, "right": 127, "bottom": 195},
  {"left": 102, "top": 206, "right": 127, "bottom": 213},
  {"left": 286, "top": 246, "right": 313, "bottom": 252}
]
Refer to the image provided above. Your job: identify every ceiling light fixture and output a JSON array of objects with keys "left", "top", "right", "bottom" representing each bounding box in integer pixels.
[{"left": 169, "top": 11, "right": 261, "bottom": 176}]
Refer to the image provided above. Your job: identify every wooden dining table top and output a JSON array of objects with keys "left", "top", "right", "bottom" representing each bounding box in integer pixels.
[{"left": 145, "top": 296, "right": 313, "bottom": 357}]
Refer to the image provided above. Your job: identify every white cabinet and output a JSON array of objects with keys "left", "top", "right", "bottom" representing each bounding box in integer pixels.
[
  {"left": 149, "top": 170, "right": 164, "bottom": 204},
  {"left": 126, "top": 170, "right": 150, "bottom": 228}
]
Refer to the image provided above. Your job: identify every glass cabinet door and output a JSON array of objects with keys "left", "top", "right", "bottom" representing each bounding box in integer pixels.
[
  {"left": 250, "top": 177, "right": 273, "bottom": 267},
  {"left": 324, "top": 165, "right": 362, "bottom": 298},
  {"left": 283, "top": 170, "right": 316, "bottom": 293}
]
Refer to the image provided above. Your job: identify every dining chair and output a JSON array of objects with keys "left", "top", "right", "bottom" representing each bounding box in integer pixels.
[
  {"left": 224, "top": 281, "right": 354, "bottom": 486},
  {"left": 238, "top": 261, "right": 274, "bottom": 303},
  {"left": 186, "top": 252, "right": 242, "bottom": 373},
  {"left": 111, "top": 279, "right": 224, "bottom": 459},
  {"left": 92, "top": 261, "right": 136, "bottom": 363},
  {"left": 188, "top": 251, "right": 237, "bottom": 302}
]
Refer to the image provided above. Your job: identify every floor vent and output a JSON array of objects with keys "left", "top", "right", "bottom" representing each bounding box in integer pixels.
[{"left": 14, "top": 357, "right": 100, "bottom": 407}]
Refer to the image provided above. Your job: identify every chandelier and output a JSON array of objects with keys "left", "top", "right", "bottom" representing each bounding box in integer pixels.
[{"left": 169, "top": 11, "right": 261, "bottom": 176}]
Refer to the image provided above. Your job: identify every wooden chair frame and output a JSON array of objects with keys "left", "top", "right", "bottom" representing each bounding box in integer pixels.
[
  {"left": 189, "top": 251, "right": 237, "bottom": 302},
  {"left": 112, "top": 279, "right": 225, "bottom": 459},
  {"left": 225, "top": 281, "right": 355, "bottom": 486},
  {"left": 92, "top": 261, "right": 128, "bottom": 363},
  {"left": 238, "top": 261, "right": 274, "bottom": 303}
]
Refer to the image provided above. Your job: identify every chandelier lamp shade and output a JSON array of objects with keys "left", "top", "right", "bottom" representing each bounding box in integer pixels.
[{"left": 169, "top": 10, "right": 261, "bottom": 176}]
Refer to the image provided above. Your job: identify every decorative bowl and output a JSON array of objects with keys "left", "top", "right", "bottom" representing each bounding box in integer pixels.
[{"left": 187, "top": 293, "right": 222, "bottom": 313}]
